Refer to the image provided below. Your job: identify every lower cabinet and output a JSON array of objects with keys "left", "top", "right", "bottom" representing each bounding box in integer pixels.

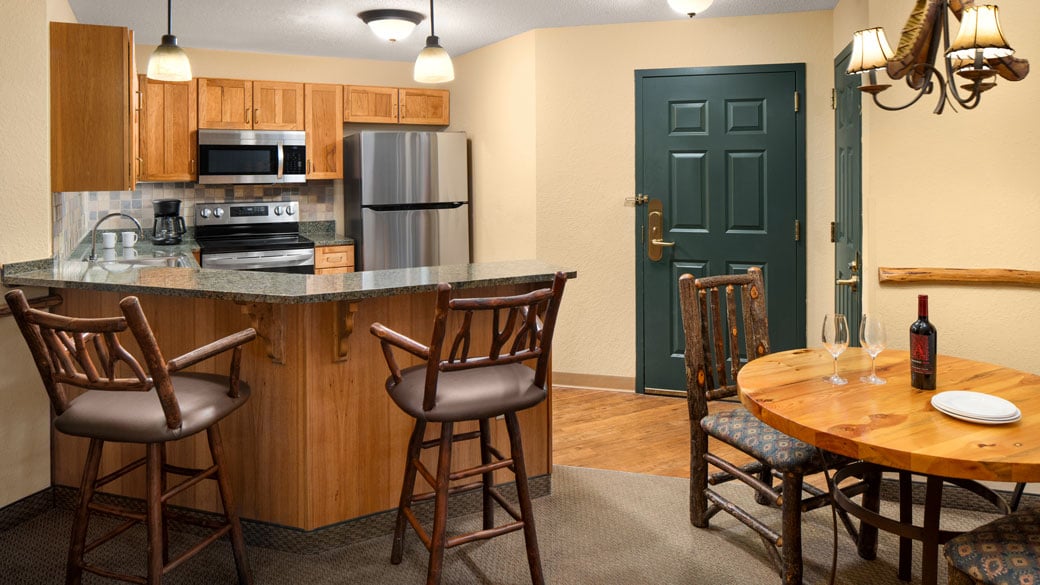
[{"left": 315, "top": 245, "right": 355, "bottom": 275}]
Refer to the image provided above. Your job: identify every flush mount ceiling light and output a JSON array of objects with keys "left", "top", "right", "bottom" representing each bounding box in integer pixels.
[
  {"left": 358, "top": 9, "right": 425, "bottom": 42},
  {"left": 414, "top": 0, "right": 454, "bottom": 84},
  {"left": 146, "top": 0, "right": 192, "bottom": 82},
  {"left": 846, "top": 2, "right": 1029, "bottom": 115},
  {"left": 668, "top": 0, "right": 714, "bottom": 18}
]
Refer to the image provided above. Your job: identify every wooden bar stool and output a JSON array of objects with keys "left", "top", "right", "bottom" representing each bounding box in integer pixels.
[
  {"left": 371, "top": 273, "right": 567, "bottom": 585},
  {"left": 4, "top": 290, "right": 256, "bottom": 585}
]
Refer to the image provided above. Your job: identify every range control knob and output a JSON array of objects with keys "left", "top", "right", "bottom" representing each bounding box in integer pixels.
[
  {"left": 199, "top": 208, "right": 211, "bottom": 218},
  {"left": 273, "top": 206, "right": 284, "bottom": 216},
  {"left": 213, "top": 207, "right": 225, "bottom": 218},
  {"left": 285, "top": 205, "right": 296, "bottom": 216}
]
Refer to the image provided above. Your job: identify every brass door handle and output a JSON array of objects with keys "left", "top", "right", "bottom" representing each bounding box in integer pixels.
[
  {"left": 651, "top": 239, "right": 675, "bottom": 247},
  {"left": 646, "top": 201, "right": 674, "bottom": 261},
  {"left": 836, "top": 275, "right": 859, "bottom": 293}
]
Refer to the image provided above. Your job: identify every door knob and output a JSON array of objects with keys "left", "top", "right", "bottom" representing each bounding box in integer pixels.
[{"left": 836, "top": 275, "right": 859, "bottom": 293}]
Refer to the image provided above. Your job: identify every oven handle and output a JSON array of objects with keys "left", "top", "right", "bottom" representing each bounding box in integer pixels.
[
  {"left": 277, "top": 141, "right": 284, "bottom": 179},
  {"left": 202, "top": 250, "right": 313, "bottom": 271}
]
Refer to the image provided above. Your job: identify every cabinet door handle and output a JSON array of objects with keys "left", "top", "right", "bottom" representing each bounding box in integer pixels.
[{"left": 245, "top": 107, "right": 251, "bottom": 124}]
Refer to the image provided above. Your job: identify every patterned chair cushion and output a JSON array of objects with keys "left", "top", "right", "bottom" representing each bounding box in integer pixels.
[
  {"left": 700, "top": 406, "right": 826, "bottom": 474},
  {"left": 944, "top": 506, "right": 1040, "bottom": 585}
]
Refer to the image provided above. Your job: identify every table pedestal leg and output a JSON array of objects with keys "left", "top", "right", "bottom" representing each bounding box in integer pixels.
[{"left": 921, "top": 476, "right": 943, "bottom": 585}]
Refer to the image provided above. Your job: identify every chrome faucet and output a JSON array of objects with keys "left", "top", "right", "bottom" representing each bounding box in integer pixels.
[{"left": 89, "top": 213, "right": 144, "bottom": 261}]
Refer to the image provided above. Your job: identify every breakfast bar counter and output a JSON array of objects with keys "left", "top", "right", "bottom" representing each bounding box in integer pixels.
[{"left": 2, "top": 259, "right": 574, "bottom": 531}]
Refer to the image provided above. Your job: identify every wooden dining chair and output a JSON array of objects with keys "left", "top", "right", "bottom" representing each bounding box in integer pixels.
[
  {"left": 371, "top": 273, "right": 567, "bottom": 585},
  {"left": 4, "top": 289, "right": 256, "bottom": 585},
  {"left": 678, "top": 268, "right": 877, "bottom": 585}
]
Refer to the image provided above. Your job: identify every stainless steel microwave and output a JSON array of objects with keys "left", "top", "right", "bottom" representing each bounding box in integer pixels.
[{"left": 197, "top": 129, "right": 306, "bottom": 184}]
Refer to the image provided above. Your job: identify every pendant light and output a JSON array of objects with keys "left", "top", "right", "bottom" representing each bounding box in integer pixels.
[
  {"left": 146, "top": 0, "right": 192, "bottom": 82},
  {"left": 413, "top": 0, "right": 454, "bottom": 84}
]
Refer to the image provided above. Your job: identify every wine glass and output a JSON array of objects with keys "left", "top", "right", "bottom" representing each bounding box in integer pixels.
[
  {"left": 859, "top": 314, "right": 887, "bottom": 384},
  {"left": 822, "top": 313, "right": 849, "bottom": 385}
]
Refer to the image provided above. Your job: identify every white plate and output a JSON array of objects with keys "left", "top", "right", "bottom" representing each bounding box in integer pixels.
[
  {"left": 933, "top": 404, "right": 1021, "bottom": 425},
  {"left": 932, "top": 400, "right": 1021, "bottom": 422},
  {"left": 931, "top": 390, "right": 1019, "bottom": 420}
]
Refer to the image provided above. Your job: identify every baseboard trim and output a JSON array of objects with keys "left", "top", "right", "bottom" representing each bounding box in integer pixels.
[
  {"left": 553, "top": 372, "right": 635, "bottom": 392},
  {"left": 22, "top": 474, "right": 551, "bottom": 555}
]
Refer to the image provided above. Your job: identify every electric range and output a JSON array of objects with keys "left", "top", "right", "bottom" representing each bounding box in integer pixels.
[{"left": 194, "top": 201, "right": 315, "bottom": 274}]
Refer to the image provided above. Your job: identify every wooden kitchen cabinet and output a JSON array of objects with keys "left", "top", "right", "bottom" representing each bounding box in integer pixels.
[
  {"left": 50, "top": 22, "right": 138, "bottom": 192},
  {"left": 314, "top": 245, "right": 354, "bottom": 275},
  {"left": 199, "top": 78, "right": 304, "bottom": 130},
  {"left": 399, "top": 88, "right": 450, "bottom": 125},
  {"left": 344, "top": 85, "right": 399, "bottom": 124},
  {"left": 138, "top": 76, "right": 197, "bottom": 182},
  {"left": 344, "top": 86, "right": 450, "bottom": 126},
  {"left": 253, "top": 81, "right": 305, "bottom": 130},
  {"left": 198, "top": 78, "right": 252, "bottom": 129},
  {"left": 304, "top": 84, "right": 343, "bottom": 179}
]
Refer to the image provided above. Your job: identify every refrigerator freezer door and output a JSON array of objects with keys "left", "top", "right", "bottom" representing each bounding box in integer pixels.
[
  {"left": 361, "top": 204, "right": 470, "bottom": 270},
  {"left": 357, "top": 131, "right": 468, "bottom": 206}
]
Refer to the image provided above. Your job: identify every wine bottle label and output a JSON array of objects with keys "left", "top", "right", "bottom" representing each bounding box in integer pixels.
[{"left": 910, "top": 334, "right": 934, "bottom": 373}]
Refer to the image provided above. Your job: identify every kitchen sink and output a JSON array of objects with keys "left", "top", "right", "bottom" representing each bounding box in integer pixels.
[{"left": 88, "top": 254, "right": 193, "bottom": 270}]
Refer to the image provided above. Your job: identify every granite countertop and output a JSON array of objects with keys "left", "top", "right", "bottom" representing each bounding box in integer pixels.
[{"left": 1, "top": 259, "right": 575, "bottom": 304}]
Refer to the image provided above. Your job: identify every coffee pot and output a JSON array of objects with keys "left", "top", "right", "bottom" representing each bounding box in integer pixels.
[{"left": 152, "top": 199, "right": 187, "bottom": 245}]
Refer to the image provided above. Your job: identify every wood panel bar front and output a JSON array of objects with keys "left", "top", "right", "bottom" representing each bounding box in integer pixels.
[{"left": 51, "top": 284, "right": 551, "bottom": 531}]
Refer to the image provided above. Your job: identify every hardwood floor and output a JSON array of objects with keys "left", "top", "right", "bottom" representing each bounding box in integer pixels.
[{"left": 551, "top": 387, "right": 748, "bottom": 478}]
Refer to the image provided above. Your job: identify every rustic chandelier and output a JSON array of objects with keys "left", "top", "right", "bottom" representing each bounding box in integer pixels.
[{"left": 846, "top": 1, "right": 1029, "bottom": 115}]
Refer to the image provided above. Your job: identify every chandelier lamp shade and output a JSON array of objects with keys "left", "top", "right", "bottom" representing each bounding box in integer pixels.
[
  {"left": 146, "top": 0, "right": 192, "bottom": 82},
  {"left": 413, "top": 0, "right": 454, "bottom": 83},
  {"left": 358, "top": 9, "right": 425, "bottom": 42},
  {"left": 667, "top": 0, "right": 714, "bottom": 18},
  {"left": 846, "top": 2, "right": 1028, "bottom": 115}
]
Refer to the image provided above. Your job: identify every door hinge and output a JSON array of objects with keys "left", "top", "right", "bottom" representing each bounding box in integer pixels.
[
  {"left": 794, "top": 219, "right": 801, "bottom": 242},
  {"left": 794, "top": 91, "right": 800, "bottom": 113},
  {"left": 831, "top": 88, "right": 837, "bottom": 111},
  {"left": 830, "top": 221, "right": 837, "bottom": 243}
]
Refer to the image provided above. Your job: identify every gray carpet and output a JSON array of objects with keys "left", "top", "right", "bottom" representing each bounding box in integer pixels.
[{"left": 0, "top": 465, "right": 999, "bottom": 584}]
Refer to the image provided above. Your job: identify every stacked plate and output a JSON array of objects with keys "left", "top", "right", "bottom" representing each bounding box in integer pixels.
[{"left": 931, "top": 390, "right": 1021, "bottom": 424}]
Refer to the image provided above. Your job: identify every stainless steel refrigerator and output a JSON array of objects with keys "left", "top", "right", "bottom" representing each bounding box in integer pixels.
[{"left": 343, "top": 131, "right": 470, "bottom": 271}]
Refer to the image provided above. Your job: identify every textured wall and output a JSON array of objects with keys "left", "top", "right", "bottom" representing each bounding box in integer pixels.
[
  {"left": 0, "top": 0, "right": 77, "bottom": 508},
  {"left": 451, "top": 31, "right": 538, "bottom": 263}
]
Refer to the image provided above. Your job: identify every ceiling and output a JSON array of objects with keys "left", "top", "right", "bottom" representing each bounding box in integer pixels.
[{"left": 67, "top": 0, "right": 838, "bottom": 62}]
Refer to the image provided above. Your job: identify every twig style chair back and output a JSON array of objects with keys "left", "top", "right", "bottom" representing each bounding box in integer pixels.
[
  {"left": 678, "top": 268, "right": 875, "bottom": 585},
  {"left": 4, "top": 289, "right": 256, "bottom": 585},
  {"left": 371, "top": 272, "right": 567, "bottom": 585}
]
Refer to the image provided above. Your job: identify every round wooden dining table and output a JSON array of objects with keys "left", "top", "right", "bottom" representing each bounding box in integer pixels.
[{"left": 738, "top": 347, "right": 1040, "bottom": 585}]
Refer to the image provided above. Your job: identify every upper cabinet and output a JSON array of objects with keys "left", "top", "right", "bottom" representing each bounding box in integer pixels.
[
  {"left": 199, "top": 79, "right": 304, "bottom": 130},
  {"left": 138, "top": 76, "right": 197, "bottom": 182},
  {"left": 50, "top": 22, "right": 138, "bottom": 192},
  {"left": 304, "top": 84, "right": 344, "bottom": 180},
  {"left": 399, "top": 88, "right": 450, "bottom": 126},
  {"left": 344, "top": 86, "right": 449, "bottom": 126}
]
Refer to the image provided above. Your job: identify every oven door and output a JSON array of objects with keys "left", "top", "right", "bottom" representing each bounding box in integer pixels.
[{"left": 200, "top": 248, "right": 315, "bottom": 274}]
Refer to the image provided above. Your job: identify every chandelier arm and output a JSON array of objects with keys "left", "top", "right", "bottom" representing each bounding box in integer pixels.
[{"left": 866, "top": 66, "right": 947, "bottom": 114}]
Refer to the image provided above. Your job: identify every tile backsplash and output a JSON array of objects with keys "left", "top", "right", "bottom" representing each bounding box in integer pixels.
[{"left": 52, "top": 181, "right": 338, "bottom": 260}]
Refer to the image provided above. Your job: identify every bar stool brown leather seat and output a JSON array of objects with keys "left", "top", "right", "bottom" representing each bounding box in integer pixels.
[
  {"left": 4, "top": 290, "right": 256, "bottom": 585},
  {"left": 371, "top": 272, "right": 567, "bottom": 585}
]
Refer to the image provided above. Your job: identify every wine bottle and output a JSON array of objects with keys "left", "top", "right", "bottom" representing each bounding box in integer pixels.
[{"left": 909, "top": 294, "right": 937, "bottom": 390}]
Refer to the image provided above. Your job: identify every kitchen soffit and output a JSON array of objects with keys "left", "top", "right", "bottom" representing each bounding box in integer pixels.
[{"left": 67, "top": 0, "right": 838, "bottom": 62}]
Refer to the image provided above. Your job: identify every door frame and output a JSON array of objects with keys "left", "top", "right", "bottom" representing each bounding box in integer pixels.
[{"left": 634, "top": 64, "right": 808, "bottom": 394}]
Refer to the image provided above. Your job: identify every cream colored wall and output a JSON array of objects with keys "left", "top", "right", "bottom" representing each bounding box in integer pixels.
[
  {"left": 527, "top": 12, "right": 836, "bottom": 379},
  {"left": 855, "top": 0, "right": 1040, "bottom": 373},
  {"left": 451, "top": 32, "right": 537, "bottom": 262},
  {"left": 0, "top": 0, "right": 76, "bottom": 507}
]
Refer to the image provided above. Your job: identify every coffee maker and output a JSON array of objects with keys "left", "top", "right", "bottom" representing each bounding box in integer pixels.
[{"left": 152, "top": 199, "right": 187, "bottom": 245}]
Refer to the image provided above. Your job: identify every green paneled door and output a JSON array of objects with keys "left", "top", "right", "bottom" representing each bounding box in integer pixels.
[
  {"left": 834, "top": 46, "right": 864, "bottom": 342},
  {"left": 635, "top": 65, "right": 806, "bottom": 395}
]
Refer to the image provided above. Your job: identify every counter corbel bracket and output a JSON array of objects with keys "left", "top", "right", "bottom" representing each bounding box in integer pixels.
[
  {"left": 335, "top": 301, "right": 360, "bottom": 362},
  {"left": 238, "top": 302, "right": 285, "bottom": 364}
]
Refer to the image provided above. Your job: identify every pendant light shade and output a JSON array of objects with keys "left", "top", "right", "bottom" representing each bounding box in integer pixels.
[
  {"left": 668, "top": 0, "right": 714, "bottom": 17},
  {"left": 359, "top": 9, "right": 425, "bottom": 43},
  {"left": 946, "top": 5, "right": 1014, "bottom": 61},
  {"left": 146, "top": 0, "right": 191, "bottom": 81},
  {"left": 414, "top": 0, "right": 454, "bottom": 84}
]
